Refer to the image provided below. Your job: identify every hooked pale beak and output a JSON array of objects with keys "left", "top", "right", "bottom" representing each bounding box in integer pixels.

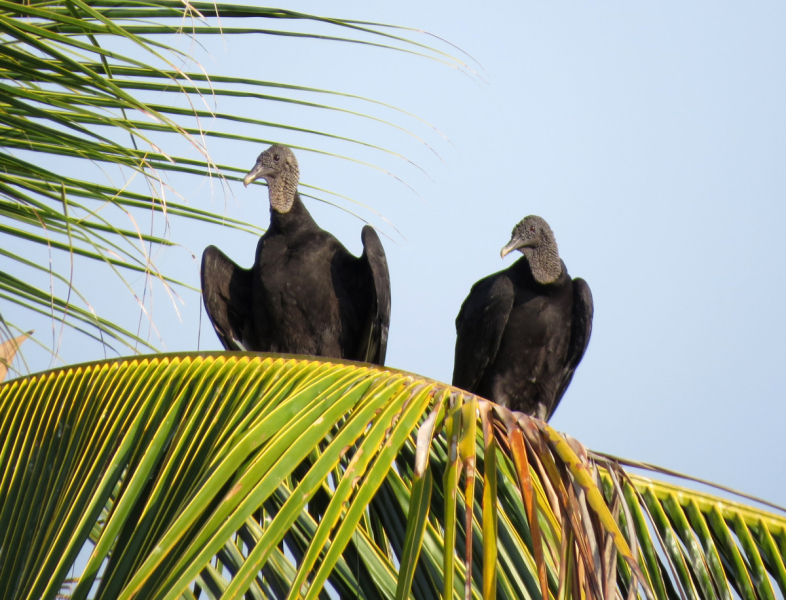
[
  {"left": 243, "top": 162, "right": 272, "bottom": 187},
  {"left": 500, "top": 236, "right": 536, "bottom": 258}
]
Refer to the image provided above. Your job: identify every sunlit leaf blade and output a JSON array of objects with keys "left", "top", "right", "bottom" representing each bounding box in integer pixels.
[
  {"left": 395, "top": 405, "right": 439, "bottom": 600},
  {"left": 685, "top": 499, "right": 735, "bottom": 600},
  {"left": 443, "top": 396, "right": 463, "bottom": 600},
  {"left": 499, "top": 407, "right": 549, "bottom": 600},
  {"left": 1, "top": 353, "right": 785, "bottom": 599},
  {"left": 660, "top": 494, "right": 717, "bottom": 600},
  {"left": 479, "top": 402, "right": 498, "bottom": 600}
]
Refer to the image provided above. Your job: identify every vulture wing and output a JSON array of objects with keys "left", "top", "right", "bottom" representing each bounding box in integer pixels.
[
  {"left": 355, "top": 226, "right": 391, "bottom": 365},
  {"left": 452, "top": 275, "right": 514, "bottom": 393},
  {"left": 201, "top": 245, "right": 254, "bottom": 351},
  {"left": 549, "top": 277, "right": 594, "bottom": 419}
]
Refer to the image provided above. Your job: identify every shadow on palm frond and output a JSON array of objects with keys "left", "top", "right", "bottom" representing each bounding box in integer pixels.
[{"left": 0, "top": 353, "right": 783, "bottom": 600}]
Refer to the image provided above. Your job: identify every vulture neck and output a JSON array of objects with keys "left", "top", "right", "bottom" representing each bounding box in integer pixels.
[
  {"left": 269, "top": 193, "right": 319, "bottom": 236},
  {"left": 519, "top": 244, "right": 562, "bottom": 285}
]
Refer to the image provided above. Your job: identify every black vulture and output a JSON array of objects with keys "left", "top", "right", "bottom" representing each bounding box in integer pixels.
[
  {"left": 452, "top": 215, "right": 593, "bottom": 420},
  {"left": 201, "top": 144, "right": 391, "bottom": 365}
]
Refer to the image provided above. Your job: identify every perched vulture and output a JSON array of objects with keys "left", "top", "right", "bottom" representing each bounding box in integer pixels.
[
  {"left": 452, "top": 215, "right": 593, "bottom": 420},
  {"left": 201, "top": 144, "right": 391, "bottom": 365}
]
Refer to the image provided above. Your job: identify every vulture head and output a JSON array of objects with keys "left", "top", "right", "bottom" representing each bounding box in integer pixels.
[
  {"left": 500, "top": 215, "right": 562, "bottom": 284},
  {"left": 244, "top": 144, "right": 300, "bottom": 213}
]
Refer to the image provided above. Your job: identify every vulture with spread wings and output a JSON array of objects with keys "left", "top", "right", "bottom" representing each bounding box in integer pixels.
[{"left": 201, "top": 145, "right": 391, "bottom": 365}]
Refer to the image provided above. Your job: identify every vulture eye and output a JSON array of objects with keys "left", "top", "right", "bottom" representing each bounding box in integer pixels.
[
  {"left": 530, "top": 225, "right": 536, "bottom": 232},
  {"left": 274, "top": 153, "right": 280, "bottom": 161}
]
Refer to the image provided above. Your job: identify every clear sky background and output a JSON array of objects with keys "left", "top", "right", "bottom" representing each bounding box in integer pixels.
[{"left": 8, "top": 2, "right": 786, "bottom": 508}]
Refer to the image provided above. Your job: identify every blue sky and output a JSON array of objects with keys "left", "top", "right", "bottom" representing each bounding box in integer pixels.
[{"left": 8, "top": 1, "right": 786, "bottom": 508}]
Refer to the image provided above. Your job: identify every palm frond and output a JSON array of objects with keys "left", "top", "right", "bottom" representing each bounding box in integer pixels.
[{"left": 1, "top": 353, "right": 783, "bottom": 600}]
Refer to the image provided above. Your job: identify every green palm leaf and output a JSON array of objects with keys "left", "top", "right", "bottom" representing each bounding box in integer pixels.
[{"left": 1, "top": 353, "right": 784, "bottom": 600}]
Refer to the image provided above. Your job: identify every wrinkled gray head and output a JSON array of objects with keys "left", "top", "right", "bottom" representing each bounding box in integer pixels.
[
  {"left": 243, "top": 144, "right": 300, "bottom": 213},
  {"left": 500, "top": 215, "right": 562, "bottom": 284}
]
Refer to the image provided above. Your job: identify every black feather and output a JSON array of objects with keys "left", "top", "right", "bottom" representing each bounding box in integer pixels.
[
  {"left": 201, "top": 193, "right": 391, "bottom": 365},
  {"left": 452, "top": 218, "right": 593, "bottom": 420}
]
